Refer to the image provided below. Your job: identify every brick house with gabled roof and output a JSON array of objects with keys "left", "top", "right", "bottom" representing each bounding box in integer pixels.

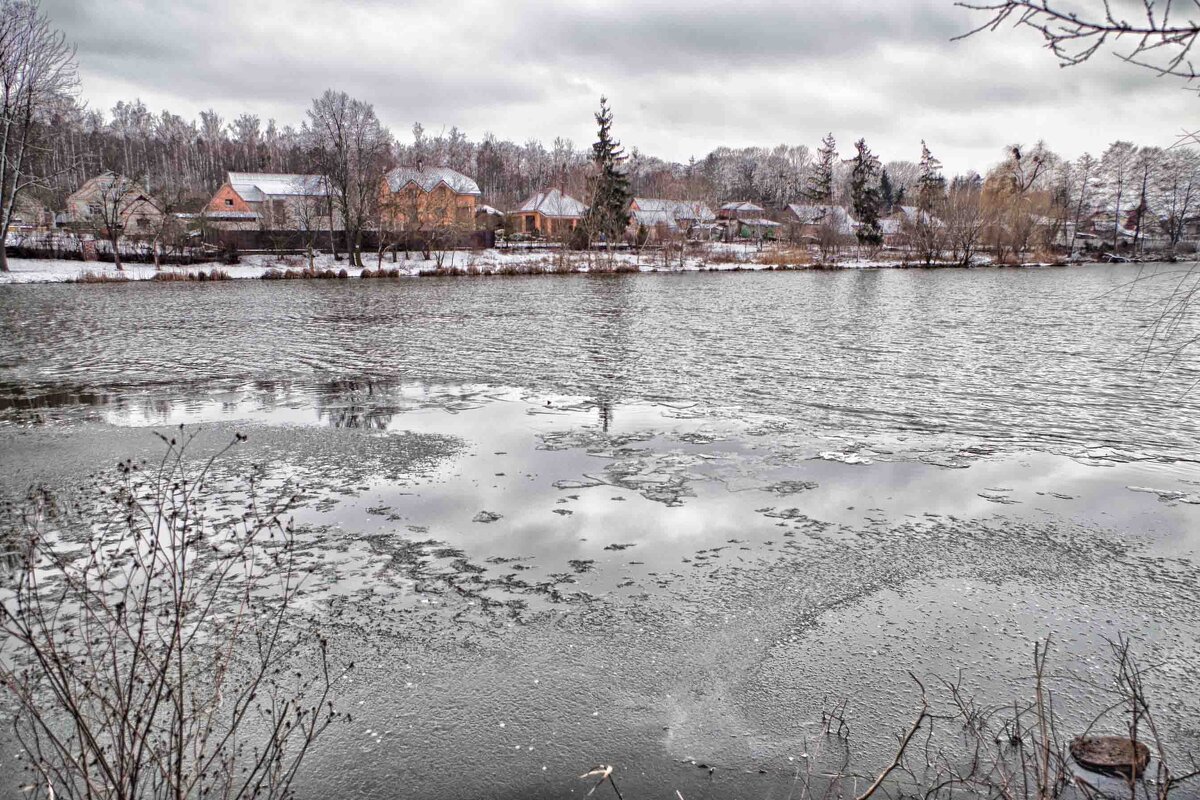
[
  {"left": 513, "top": 188, "right": 587, "bottom": 236},
  {"left": 379, "top": 165, "right": 481, "bottom": 231},
  {"left": 204, "top": 172, "right": 337, "bottom": 231}
]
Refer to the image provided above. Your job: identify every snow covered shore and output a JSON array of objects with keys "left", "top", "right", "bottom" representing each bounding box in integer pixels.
[{"left": 0, "top": 246, "right": 1067, "bottom": 284}]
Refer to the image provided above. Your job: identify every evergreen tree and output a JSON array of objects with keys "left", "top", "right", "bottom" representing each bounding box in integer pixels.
[
  {"left": 849, "top": 138, "right": 882, "bottom": 246},
  {"left": 583, "top": 96, "right": 631, "bottom": 244},
  {"left": 916, "top": 140, "right": 946, "bottom": 212},
  {"left": 806, "top": 132, "right": 837, "bottom": 202},
  {"left": 880, "top": 169, "right": 895, "bottom": 214}
]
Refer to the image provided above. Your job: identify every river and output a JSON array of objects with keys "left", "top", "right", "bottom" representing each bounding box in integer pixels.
[{"left": 1, "top": 264, "right": 1198, "bottom": 799}]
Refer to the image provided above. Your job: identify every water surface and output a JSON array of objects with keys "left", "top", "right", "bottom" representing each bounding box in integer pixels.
[{"left": 1, "top": 265, "right": 1198, "bottom": 799}]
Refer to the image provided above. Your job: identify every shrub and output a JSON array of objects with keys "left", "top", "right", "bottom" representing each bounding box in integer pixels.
[{"left": 0, "top": 432, "right": 349, "bottom": 800}]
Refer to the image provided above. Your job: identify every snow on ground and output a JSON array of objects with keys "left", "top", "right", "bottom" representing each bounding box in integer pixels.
[{"left": 0, "top": 245, "right": 1039, "bottom": 284}]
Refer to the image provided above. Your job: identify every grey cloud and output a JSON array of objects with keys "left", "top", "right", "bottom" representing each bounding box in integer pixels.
[{"left": 35, "top": 0, "right": 1200, "bottom": 174}]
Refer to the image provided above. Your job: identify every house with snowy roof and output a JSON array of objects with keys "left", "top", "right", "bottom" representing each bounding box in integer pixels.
[
  {"left": 718, "top": 201, "right": 766, "bottom": 220},
  {"left": 878, "top": 205, "right": 944, "bottom": 247},
  {"left": 512, "top": 188, "right": 587, "bottom": 236},
  {"left": 380, "top": 165, "right": 481, "bottom": 230},
  {"left": 65, "top": 172, "right": 163, "bottom": 235},
  {"left": 786, "top": 204, "right": 858, "bottom": 239},
  {"left": 631, "top": 198, "right": 715, "bottom": 225},
  {"left": 204, "top": 172, "right": 335, "bottom": 231}
]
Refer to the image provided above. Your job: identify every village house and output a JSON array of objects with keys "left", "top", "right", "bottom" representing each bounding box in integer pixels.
[
  {"left": 512, "top": 188, "right": 587, "bottom": 236},
  {"left": 631, "top": 198, "right": 715, "bottom": 226},
  {"left": 9, "top": 194, "right": 53, "bottom": 234},
  {"left": 64, "top": 172, "right": 164, "bottom": 235},
  {"left": 475, "top": 204, "right": 505, "bottom": 231},
  {"left": 380, "top": 165, "right": 481, "bottom": 230},
  {"left": 718, "top": 200, "right": 767, "bottom": 221},
  {"left": 786, "top": 203, "right": 858, "bottom": 241},
  {"left": 879, "top": 205, "right": 943, "bottom": 247},
  {"left": 628, "top": 198, "right": 716, "bottom": 241},
  {"left": 204, "top": 172, "right": 335, "bottom": 231}
]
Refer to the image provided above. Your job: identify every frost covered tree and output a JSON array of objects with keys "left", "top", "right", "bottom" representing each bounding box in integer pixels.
[
  {"left": 1155, "top": 147, "right": 1200, "bottom": 250},
  {"left": 916, "top": 141, "right": 945, "bottom": 211},
  {"left": 1129, "top": 146, "right": 1161, "bottom": 249},
  {"left": 582, "top": 96, "right": 630, "bottom": 246},
  {"left": 848, "top": 138, "right": 882, "bottom": 247},
  {"left": 1099, "top": 141, "right": 1139, "bottom": 251},
  {"left": 302, "top": 89, "right": 392, "bottom": 266},
  {"left": 910, "top": 141, "right": 947, "bottom": 264},
  {"left": 806, "top": 132, "right": 837, "bottom": 203},
  {"left": 1066, "top": 152, "right": 1098, "bottom": 252},
  {"left": 0, "top": 0, "right": 78, "bottom": 271}
]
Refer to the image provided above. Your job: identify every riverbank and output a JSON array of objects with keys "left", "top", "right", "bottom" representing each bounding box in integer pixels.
[{"left": 0, "top": 246, "right": 1088, "bottom": 284}]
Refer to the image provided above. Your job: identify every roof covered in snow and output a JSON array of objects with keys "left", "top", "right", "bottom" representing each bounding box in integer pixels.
[
  {"left": 739, "top": 217, "right": 781, "bottom": 227},
  {"left": 205, "top": 210, "right": 259, "bottom": 220},
  {"left": 476, "top": 204, "right": 503, "bottom": 216},
  {"left": 514, "top": 188, "right": 587, "bottom": 218},
  {"left": 787, "top": 203, "right": 858, "bottom": 234},
  {"left": 633, "top": 198, "right": 716, "bottom": 222},
  {"left": 227, "top": 173, "right": 329, "bottom": 200},
  {"left": 631, "top": 209, "right": 679, "bottom": 230},
  {"left": 720, "top": 201, "right": 766, "bottom": 214},
  {"left": 888, "top": 205, "right": 942, "bottom": 227},
  {"left": 385, "top": 166, "right": 481, "bottom": 197}
]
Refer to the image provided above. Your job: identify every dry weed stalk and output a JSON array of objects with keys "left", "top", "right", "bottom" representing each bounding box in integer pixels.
[{"left": 0, "top": 429, "right": 349, "bottom": 800}]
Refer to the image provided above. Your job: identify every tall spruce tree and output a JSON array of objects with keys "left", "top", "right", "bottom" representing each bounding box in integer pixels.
[
  {"left": 583, "top": 96, "right": 631, "bottom": 244},
  {"left": 880, "top": 169, "right": 895, "bottom": 214},
  {"left": 917, "top": 140, "right": 946, "bottom": 212},
  {"left": 806, "top": 133, "right": 837, "bottom": 203},
  {"left": 849, "top": 138, "right": 882, "bottom": 246}
]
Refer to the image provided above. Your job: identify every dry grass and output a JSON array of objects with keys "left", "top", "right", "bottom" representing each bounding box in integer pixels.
[
  {"left": 66, "top": 271, "right": 130, "bottom": 284},
  {"left": 151, "top": 269, "right": 232, "bottom": 282},
  {"left": 262, "top": 267, "right": 347, "bottom": 280},
  {"left": 754, "top": 247, "right": 813, "bottom": 267},
  {"left": 360, "top": 267, "right": 403, "bottom": 278}
]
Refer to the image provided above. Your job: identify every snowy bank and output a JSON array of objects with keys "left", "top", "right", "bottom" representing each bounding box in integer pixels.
[{"left": 0, "top": 246, "right": 1077, "bottom": 285}]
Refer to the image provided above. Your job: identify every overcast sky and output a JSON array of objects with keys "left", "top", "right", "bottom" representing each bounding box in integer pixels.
[{"left": 42, "top": 0, "right": 1197, "bottom": 174}]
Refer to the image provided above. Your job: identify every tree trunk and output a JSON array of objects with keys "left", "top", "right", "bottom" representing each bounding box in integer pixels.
[
  {"left": 111, "top": 235, "right": 123, "bottom": 271},
  {"left": 0, "top": 244, "right": 8, "bottom": 272}
]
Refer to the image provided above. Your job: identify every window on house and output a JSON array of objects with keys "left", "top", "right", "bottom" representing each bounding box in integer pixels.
[
  {"left": 136, "top": 217, "right": 149, "bottom": 229},
  {"left": 87, "top": 204, "right": 100, "bottom": 216},
  {"left": 224, "top": 198, "right": 234, "bottom": 206}
]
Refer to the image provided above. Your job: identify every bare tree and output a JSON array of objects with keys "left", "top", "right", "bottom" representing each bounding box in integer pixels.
[
  {"left": 0, "top": 0, "right": 78, "bottom": 272},
  {"left": 302, "top": 90, "right": 392, "bottom": 267},
  {"left": 945, "top": 176, "right": 988, "bottom": 267},
  {"left": 1155, "top": 147, "right": 1200, "bottom": 251},
  {"left": 957, "top": 1, "right": 1200, "bottom": 82},
  {"left": 1101, "top": 141, "right": 1139, "bottom": 252},
  {"left": 0, "top": 432, "right": 348, "bottom": 800},
  {"left": 84, "top": 172, "right": 156, "bottom": 271}
]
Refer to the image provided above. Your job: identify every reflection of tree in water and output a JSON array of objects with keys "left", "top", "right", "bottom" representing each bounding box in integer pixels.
[
  {"left": 319, "top": 405, "right": 398, "bottom": 430},
  {"left": 580, "top": 276, "right": 637, "bottom": 433},
  {"left": 313, "top": 377, "right": 401, "bottom": 430}
]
